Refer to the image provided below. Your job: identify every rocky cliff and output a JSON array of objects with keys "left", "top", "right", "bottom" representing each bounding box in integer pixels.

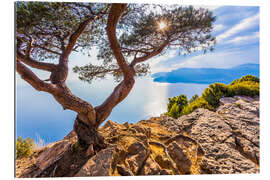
[{"left": 16, "top": 95, "right": 259, "bottom": 177}]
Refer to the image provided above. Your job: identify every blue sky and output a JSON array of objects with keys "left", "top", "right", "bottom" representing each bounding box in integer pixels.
[{"left": 150, "top": 5, "right": 259, "bottom": 73}]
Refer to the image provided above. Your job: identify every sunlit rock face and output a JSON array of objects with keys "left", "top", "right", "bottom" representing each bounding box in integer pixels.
[{"left": 161, "top": 96, "right": 259, "bottom": 174}]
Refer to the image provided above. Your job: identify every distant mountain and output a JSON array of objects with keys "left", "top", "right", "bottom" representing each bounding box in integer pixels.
[{"left": 152, "top": 63, "right": 259, "bottom": 84}]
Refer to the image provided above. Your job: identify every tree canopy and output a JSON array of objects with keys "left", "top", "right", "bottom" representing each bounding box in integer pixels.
[
  {"left": 16, "top": 2, "right": 216, "bottom": 83},
  {"left": 75, "top": 4, "right": 216, "bottom": 82}
]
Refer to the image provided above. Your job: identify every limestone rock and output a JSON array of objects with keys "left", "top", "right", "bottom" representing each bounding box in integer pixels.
[
  {"left": 117, "top": 165, "right": 134, "bottom": 176},
  {"left": 75, "top": 147, "right": 115, "bottom": 176},
  {"left": 167, "top": 142, "right": 191, "bottom": 174},
  {"left": 164, "top": 96, "right": 260, "bottom": 174},
  {"left": 154, "top": 155, "right": 179, "bottom": 174},
  {"left": 36, "top": 140, "right": 72, "bottom": 171},
  {"left": 126, "top": 141, "right": 148, "bottom": 175},
  {"left": 138, "top": 156, "right": 162, "bottom": 175}
]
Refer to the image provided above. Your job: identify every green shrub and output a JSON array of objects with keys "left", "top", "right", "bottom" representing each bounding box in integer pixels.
[
  {"left": 166, "top": 75, "right": 260, "bottom": 118},
  {"left": 228, "top": 81, "right": 259, "bottom": 97},
  {"left": 167, "top": 95, "right": 188, "bottom": 113},
  {"left": 181, "top": 97, "right": 213, "bottom": 115},
  {"left": 230, "top": 75, "right": 259, "bottom": 85},
  {"left": 167, "top": 103, "right": 181, "bottom": 118},
  {"left": 16, "top": 136, "right": 35, "bottom": 159},
  {"left": 202, "top": 83, "right": 229, "bottom": 107},
  {"left": 189, "top": 94, "right": 199, "bottom": 104}
]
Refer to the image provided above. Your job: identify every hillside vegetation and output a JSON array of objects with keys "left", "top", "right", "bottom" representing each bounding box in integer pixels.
[{"left": 167, "top": 75, "right": 259, "bottom": 118}]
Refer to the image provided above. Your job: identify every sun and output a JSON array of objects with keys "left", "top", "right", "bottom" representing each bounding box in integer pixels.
[{"left": 158, "top": 21, "right": 167, "bottom": 30}]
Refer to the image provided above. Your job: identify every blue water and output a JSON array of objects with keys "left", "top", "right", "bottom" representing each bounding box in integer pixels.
[
  {"left": 153, "top": 64, "right": 259, "bottom": 84},
  {"left": 16, "top": 75, "right": 209, "bottom": 144}
]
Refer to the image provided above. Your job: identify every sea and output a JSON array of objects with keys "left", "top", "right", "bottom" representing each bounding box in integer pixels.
[{"left": 16, "top": 75, "right": 209, "bottom": 144}]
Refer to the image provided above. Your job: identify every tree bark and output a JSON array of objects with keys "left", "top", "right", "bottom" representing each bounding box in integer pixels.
[
  {"left": 94, "top": 3, "right": 135, "bottom": 126},
  {"left": 74, "top": 115, "right": 105, "bottom": 150}
]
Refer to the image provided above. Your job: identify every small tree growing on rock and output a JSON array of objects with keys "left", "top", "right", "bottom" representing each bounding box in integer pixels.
[
  {"left": 16, "top": 136, "right": 35, "bottom": 158},
  {"left": 16, "top": 2, "right": 216, "bottom": 151}
]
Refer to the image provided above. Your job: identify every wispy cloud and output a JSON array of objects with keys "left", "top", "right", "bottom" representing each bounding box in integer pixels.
[
  {"left": 149, "top": 49, "right": 178, "bottom": 73},
  {"left": 216, "top": 13, "right": 259, "bottom": 42},
  {"left": 171, "top": 47, "right": 259, "bottom": 69},
  {"left": 213, "top": 24, "right": 226, "bottom": 32},
  {"left": 226, "top": 31, "right": 259, "bottom": 45}
]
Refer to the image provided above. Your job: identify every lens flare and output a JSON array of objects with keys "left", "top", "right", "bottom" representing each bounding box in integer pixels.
[{"left": 158, "top": 21, "right": 167, "bottom": 30}]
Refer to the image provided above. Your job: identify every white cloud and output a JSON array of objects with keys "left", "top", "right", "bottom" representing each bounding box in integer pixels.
[
  {"left": 216, "top": 13, "right": 259, "bottom": 42},
  {"left": 226, "top": 31, "right": 259, "bottom": 45},
  {"left": 149, "top": 49, "right": 178, "bottom": 73},
  {"left": 214, "top": 24, "right": 226, "bottom": 32},
  {"left": 171, "top": 48, "right": 259, "bottom": 69}
]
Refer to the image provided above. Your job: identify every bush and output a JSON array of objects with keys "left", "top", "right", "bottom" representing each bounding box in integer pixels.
[
  {"left": 167, "top": 95, "right": 188, "bottom": 113},
  {"left": 228, "top": 81, "right": 259, "bottom": 97},
  {"left": 166, "top": 75, "right": 260, "bottom": 118},
  {"left": 202, "top": 83, "right": 229, "bottom": 107},
  {"left": 16, "top": 136, "right": 35, "bottom": 159},
  {"left": 167, "top": 103, "right": 180, "bottom": 118},
  {"left": 189, "top": 94, "right": 199, "bottom": 104},
  {"left": 181, "top": 97, "right": 213, "bottom": 115},
  {"left": 230, "top": 75, "right": 259, "bottom": 85}
]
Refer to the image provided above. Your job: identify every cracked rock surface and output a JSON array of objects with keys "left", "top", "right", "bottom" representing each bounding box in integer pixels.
[{"left": 162, "top": 96, "right": 259, "bottom": 174}]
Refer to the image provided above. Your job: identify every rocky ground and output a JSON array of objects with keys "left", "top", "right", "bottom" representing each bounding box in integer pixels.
[{"left": 16, "top": 95, "right": 259, "bottom": 177}]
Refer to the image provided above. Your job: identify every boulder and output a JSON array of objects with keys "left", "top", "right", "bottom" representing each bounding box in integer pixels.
[
  {"left": 125, "top": 141, "right": 148, "bottom": 175},
  {"left": 167, "top": 142, "right": 191, "bottom": 174},
  {"left": 154, "top": 155, "right": 179, "bottom": 174},
  {"left": 75, "top": 147, "right": 115, "bottom": 176},
  {"left": 171, "top": 96, "right": 260, "bottom": 174},
  {"left": 36, "top": 140, "right": 72, "bottom": 171},
  {"left": 138, "top": 155, "right": 162, "bottom": 175},
  {"left": 117, "top": 164, "right": 134, "bottom": 176}
]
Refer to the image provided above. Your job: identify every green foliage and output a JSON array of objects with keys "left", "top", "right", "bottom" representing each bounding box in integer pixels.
[
  {"left": 167, "top": 103, "right": 180, "bottom": 118},
  {"left": 16, "top": 2, "right": 108, "bottom": 60},
  {"left": 73, "top": 63, "right": 150, "bottom": 83},
  {"left": 189, "top": 94, "right": 199, "bottom": 104},
  {"left": 118, "top": 5, "right": 216, "bottom": 59},
  {"left": 230, "top": 75, "right": 259, "bottom": 86},
  {"left": 167, "top": 95, "right": 188, "bottom": 118},
  {"left": 167, "top": 95, "right": 188, "bottom": 111},
  {"left": 16, "top": 136, "right": 35, "bottom": 159},
  {"left": 16, "top": 2, "right": 216, "bottom": 83},
  {"left": 202, "top": 83, "right": 228, "bottom": 107},
  {"left": 181, "top": 97, "right": 213, "bottom": 115},
  {"left": 228, "top": 81, "right": 259, "bottom": 97},
  {"left": 166, "top": 75, "right": 260, "bottom": 118},
  {"left": 78, "top": 4, "right": 216, "bottom": 83}
]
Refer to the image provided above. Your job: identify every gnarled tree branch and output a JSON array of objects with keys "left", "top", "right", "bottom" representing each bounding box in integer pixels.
[
  {"left": 130, "top": 40, "right": 169, "bottom": 66},
  {"left": 95, "top": 78, "right": 135, "bottom": 126},
  {"left": 17, "top": 51, "right": 57, "bottom": 72},
  {"left": 95, "top": 3, "right": 137, "bottom": 125},
  {"left": 16, "top": 59, "right": 57, "bottom": 92},
  {"left": 16, "top": 57, "right": 96, "bottom": 126},
  {"left": 106, "top": 3, "right": 135, "bottom": 78},
  {"left": 62, "top": 16, "right": 97, "bottom": 61},
  {"left": 50, "top": 15, "right": 98, "bottom": 85}
]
